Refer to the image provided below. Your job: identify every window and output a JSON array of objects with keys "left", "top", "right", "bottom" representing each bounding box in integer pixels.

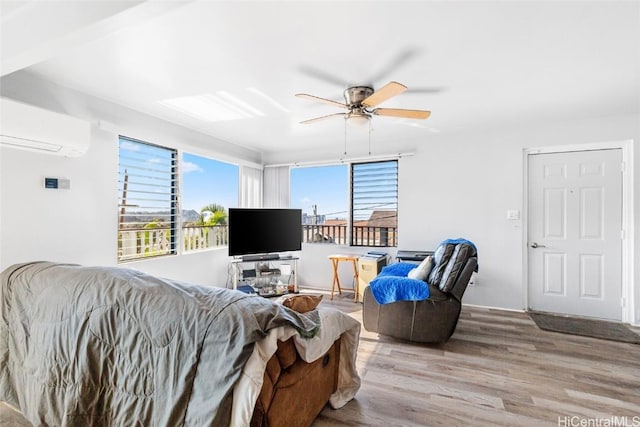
[
  {"left": 118, "top": 137, "right": 178, "bottom": 262},
  {"left": 291, "top": 165, "right": 349, "bottom": 244},
  {"left": 351, "top": 160, "right": 398, "bottom": 247},
  {"left": 290, "top": 159, "right": 398, "bottom": 247},
  {"left": 181, "top": 153, "right": 238, "bottom": 252}
]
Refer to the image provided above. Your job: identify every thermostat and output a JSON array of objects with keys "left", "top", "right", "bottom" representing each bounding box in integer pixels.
[{"left": 44, "top": 177, "right": 70, "bottom": 189}]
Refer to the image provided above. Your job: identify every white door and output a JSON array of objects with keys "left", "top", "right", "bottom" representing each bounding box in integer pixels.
[{"left": 527, "top": 149, "right": 622, "bottom": 320}]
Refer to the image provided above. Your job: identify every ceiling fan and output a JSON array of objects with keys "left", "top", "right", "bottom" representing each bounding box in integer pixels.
[{"left": 295, "top": 81, "right": 431, "bottom": 125}]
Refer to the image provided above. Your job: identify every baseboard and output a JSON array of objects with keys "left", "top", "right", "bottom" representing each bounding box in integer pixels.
[{"left": 461, "top": 303, "right": 526, "bottom": 313}]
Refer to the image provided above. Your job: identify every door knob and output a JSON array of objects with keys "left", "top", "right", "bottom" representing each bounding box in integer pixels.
[{"left": 530, "top": 242, "right": 546, "bottom": 248}]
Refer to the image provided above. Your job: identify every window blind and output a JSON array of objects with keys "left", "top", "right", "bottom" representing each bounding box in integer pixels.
[
  {"left": 350, "top": 160, "right": 398, "bottom": 247},
  {"left": 117, "top": 136, "right": 178, "bottom": 262}
]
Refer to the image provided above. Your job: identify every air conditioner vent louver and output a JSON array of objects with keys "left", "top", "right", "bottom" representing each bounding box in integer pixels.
[{"left": 0, "top": 97, "right": 90, "bottom": 157}]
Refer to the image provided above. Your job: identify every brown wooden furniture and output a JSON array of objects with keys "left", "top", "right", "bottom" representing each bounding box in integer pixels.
[
  {"left": 251, "top": 336, "right": 341, "bottom": 427},
  {"left": 328, "top": 254, "right": 360, "bottom": 302}
]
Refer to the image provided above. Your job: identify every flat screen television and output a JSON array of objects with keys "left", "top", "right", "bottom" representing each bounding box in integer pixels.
[{"left": 228, "top": 208, "right": 302, "bottom": 258}]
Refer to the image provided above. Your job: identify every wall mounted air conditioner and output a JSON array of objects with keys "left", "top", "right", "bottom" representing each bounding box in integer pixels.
[{"left": 0, "top": 97, "right": 90, "bottom": 157}]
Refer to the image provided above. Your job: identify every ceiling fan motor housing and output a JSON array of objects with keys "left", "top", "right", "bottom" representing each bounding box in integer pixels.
[{"left": 344, "top": 86, "right": 374, "bottom": 106}]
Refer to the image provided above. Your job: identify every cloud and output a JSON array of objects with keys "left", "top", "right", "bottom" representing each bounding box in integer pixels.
[
  {"left": 119, "top": 140, "right": 140, "bottom": 152},
  {"left": 182, "top": 161, "right": 204, "bottom": 173}
]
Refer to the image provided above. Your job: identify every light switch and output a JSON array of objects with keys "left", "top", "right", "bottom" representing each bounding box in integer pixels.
[{"left": 507, "top": 209, "right": 520, "bottom": 220}]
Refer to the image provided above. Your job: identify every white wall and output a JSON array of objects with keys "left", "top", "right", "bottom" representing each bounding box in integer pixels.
[{"left": 0, "top": 128, "right": 117, "bottom": 268}]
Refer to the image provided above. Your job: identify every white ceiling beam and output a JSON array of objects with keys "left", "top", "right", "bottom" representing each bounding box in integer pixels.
[{"left": 0, "top": 0, "right": 193, "bottom": 77}]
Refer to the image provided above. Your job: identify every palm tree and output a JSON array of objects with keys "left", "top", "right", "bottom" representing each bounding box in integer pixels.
[{"left": 199, "top": 203, "right": 227, "bottom": 226}]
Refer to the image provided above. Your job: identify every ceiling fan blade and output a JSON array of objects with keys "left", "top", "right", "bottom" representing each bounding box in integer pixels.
[
  {"left": 295, "top": 93, "right": 348, "bottom": 109},
  {"left": 298, "top": 65, "right": 349, "bottom": 87},
  {"left": 372, "top": 108, "right": 431, "bottom": 119},
  {"left": 300, "top": 112, "right": 346, "bottom": 124},
  {"left": 405, "top": 86, "right": 445, "bottom": 94},
  {"left": 361, "top": 81, "right": 407, "bottom": 107},
  {"left": 366, "top": 47, "right": 420, "bottom": 84}
]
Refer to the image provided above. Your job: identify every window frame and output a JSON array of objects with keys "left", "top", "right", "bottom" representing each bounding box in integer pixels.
[
  {"left": 291, "top": 159, "right": 399, "bottom": 248},
  {"left": 117, "top": 136, "right": 178, "bottom": 262},
  {"left": 350, "top": 160, "right": 398, "bottom": 247},
  {"left": 180, "top": 151, "right": 239, "bottom": 253}
]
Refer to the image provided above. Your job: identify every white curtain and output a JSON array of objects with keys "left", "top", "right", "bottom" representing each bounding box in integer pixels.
[
  {"left": 263, "top": 166, "right": 290, "bottom": 208},
  {"left": 239, "top": 165, "right": 263, "bottom": 208}
]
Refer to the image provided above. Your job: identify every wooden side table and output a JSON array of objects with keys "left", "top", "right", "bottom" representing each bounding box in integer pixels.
[{"left": 328, "top": 254, "right": 360, "bottom": 302}]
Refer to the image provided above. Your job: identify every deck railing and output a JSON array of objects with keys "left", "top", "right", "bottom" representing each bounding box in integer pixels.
[
  {"left": 118, "top": 227, "right": 173, "bottom": 261},
  {"left": 302, "top": 224, "right": 397, "bottom": 247},
  {"left": 183, "top": 225, "right": 228, "bottom": 252},
  {"left": 302, "top": 224, "right": 348, "bottom": 245},
  {"left": 118, "top": 223, "right": 396, "bottom": 261},
  {"left": 118, "top": 224, "right": 229, "bottom": 261}
]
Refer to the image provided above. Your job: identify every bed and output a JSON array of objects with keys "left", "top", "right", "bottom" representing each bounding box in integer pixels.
[{"left": 0, "top": 262, "right": 361, "bottom": 426}]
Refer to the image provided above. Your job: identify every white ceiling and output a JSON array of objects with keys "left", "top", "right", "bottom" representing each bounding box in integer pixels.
[{"left": 2, "top": 1, "right": 639, "bottom": 161}]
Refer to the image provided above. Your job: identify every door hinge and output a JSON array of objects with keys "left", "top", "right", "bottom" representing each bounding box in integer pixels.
[
  {"left": 621, "top": 297, "right": 626, "bottom": 308},
  {"left": 621, "top": 162, "right": 626, "bottom": 173}
]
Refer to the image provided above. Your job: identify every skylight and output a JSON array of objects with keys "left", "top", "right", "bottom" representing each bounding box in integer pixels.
[
  {"left": 159, "top": 88, "right": 287, "bottom": 122},
  {"left": 245, "top": 87, "right": 290, "bottom": 113}
]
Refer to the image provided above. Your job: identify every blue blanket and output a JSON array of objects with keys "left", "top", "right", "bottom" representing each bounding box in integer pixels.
[
  {"left": 377, "top": 262, "right": 417, "bottom": 277},
  {"left": 438, "top": 238, "right": 477, "bottom": 257},
  {"left": 369, "top": 263, "right": 429, "bottom": 304}
]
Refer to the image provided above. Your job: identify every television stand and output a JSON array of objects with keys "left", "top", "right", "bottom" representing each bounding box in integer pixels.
[
  {"left": 231, "top": 256, "right": 299, "bottom": 294},
  {"left": 242, "top": 253, "right": 280, "bottom": 262}
]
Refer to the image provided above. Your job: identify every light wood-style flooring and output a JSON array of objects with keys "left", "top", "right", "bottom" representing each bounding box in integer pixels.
[{"left": 308, "top": 289, "right": 640, "bottom": 427}]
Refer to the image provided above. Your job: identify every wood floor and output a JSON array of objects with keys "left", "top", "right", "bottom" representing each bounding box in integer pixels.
[{"left": 309, "top": 290, "right": 640, "bottom": 427}]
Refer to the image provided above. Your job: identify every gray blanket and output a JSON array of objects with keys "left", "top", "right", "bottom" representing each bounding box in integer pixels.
[{"left": 0, "top": 262, "right": 320, "bottom": 426}]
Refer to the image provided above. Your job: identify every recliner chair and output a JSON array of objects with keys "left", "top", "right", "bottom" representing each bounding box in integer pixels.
[{"left": 362, "top": 240, "right": 478, "bottom": 343}]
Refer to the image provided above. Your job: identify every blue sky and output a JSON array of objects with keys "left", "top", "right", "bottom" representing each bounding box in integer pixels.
[
  {"left": 290, "top": 165, "right": 348, "bottom": 220},
  {"left": 182, "top": 153, "right": 238, "bottom": 212},
  {"left": 181, "top": 153, "right": 349, "bottom": 219}
]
